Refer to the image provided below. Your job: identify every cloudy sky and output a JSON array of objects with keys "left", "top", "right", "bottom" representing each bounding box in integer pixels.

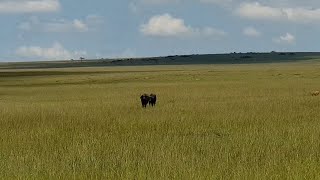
[{"left": 1, "top": 0, "right": 320, "bottom": 61}]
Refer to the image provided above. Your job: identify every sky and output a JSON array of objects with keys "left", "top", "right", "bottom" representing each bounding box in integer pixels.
[{"left": 1, "top": 0, "right": 320, "bottom": 62}]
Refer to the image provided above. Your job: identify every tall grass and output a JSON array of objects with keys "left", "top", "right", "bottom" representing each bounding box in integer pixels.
[{"left": 0, "top": 63, "right": 320, "bottom": 179}]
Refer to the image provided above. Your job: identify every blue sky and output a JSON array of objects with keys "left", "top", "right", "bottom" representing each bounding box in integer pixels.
[{"left": 1, "top": 0, "right": 320, "bottom": 62}]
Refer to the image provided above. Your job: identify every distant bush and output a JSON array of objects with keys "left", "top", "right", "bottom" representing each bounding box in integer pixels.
[
  {"left": 240, "top": 56, "right": 253, "bottom": 59},
  {"left": 181, "top": 55, "right": 191, "bottom": 58},
  {"left": 111, "top": 60, "right": 123, "bottom": 63}
]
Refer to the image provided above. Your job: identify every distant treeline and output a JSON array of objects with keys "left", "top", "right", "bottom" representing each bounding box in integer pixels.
[{"left": 1, "top": 52, "right": 320, "bottom": 69}]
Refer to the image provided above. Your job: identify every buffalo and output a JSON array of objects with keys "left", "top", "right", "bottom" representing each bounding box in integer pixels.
[
  {"left": 140, "top": 94, "right": 150, "bottom": 108},
  {"left": 140, "top": 93, "right": 157, "bottom": 108},
  {"left": 149, "top": 94, "right": 157, "bottom": 107}
]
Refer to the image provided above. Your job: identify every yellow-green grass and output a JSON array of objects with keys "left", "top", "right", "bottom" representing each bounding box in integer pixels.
[{"left": 0, "top": 62, "right": 320, "bottom": 179}]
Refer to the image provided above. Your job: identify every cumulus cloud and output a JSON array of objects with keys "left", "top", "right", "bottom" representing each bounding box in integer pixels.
[
  {"left": 273, "top": 33, "right": 295, "bottom": 44},
  {"left": 18, "top": 15, "right": 103, "bottom": 33},
  {"left": 243, "top": 27, "right": 261, "bottom": 37},
  {"left": 236, "top": 2, "right": 320, "bottom": 23},
  {"left": 141, "top": 14, "right": 191, "bottom": 37},
  {"left": 16, "top": 42, "right": 87, "bottom": 60},
  {"left": 0, "top": 0, "right": 60, "bottom": 13},
  {"left": 140, "top": 13, "right": 226, "bottom": 38}
]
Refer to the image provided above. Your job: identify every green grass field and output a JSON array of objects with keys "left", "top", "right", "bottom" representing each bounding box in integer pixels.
[{"left": 0, "top": 62, "right": 320, "bottom": 179}]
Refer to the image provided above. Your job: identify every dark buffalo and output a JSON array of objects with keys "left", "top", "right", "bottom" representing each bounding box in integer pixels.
[
  {"left": 149, "top": 94, "right": 157, "bottom": 107},
  {"left": 140, "top": 94, "right": 150, "bottom": 108}
]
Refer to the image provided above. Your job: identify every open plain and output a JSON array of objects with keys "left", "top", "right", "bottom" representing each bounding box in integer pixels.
[{"left": 0, "top": 61, "right": 320, "bottom": 179}]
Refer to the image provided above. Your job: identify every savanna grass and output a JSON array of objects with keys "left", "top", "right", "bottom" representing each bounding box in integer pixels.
[{"left": 0, "top": 62, "right": 320, "bottom": 179}]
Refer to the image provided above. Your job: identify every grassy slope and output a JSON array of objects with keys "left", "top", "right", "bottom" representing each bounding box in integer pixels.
[{"left": 0, "top": 62, "right": 320, "bottom": 179}]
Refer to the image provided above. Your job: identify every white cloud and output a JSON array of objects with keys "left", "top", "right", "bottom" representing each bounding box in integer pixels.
[
  {"left": 16, "top": 42, "right": 87, "bottom": 60},
  {"left": 236, "top": 2, "right": 320, "bottom": 23},
  {"left": 243, "top": 27, "right": 261, "bottom": 37},
  {"left": 141, "top": 14, "right": 191, "bottom": 37},
  {"left": 236, "top": 2, "right": 286, "bottom": 21},
  {"left": 18, "top": 15, "right": 103, "bottom": 33},
  {"left": 72, "top": 19, "right": 89, "bottom": 32},
  {"left": 273, "top": 33, "right": 295, "bottom": 44},
  {"left": 140, "top": 13, "right": 226, "bottom": 38},
  {"left": 0, "top": 0, "right": 60, "bottom": 13}
]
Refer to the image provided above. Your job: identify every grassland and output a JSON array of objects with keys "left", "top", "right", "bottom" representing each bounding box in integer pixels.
[{"left": 0, "top": 61, "right": 320, "bottom": 179}]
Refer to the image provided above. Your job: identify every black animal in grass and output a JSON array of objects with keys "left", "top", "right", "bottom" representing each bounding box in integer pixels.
[
  {"left": 140, "top": 94, "right": 157, "bottom": 108},
  {"left": 140, "top": 94, "right": 150, "bottom": 108},
  {"left": 149, "top": 94, "right": 157, "bottom": 107}
]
